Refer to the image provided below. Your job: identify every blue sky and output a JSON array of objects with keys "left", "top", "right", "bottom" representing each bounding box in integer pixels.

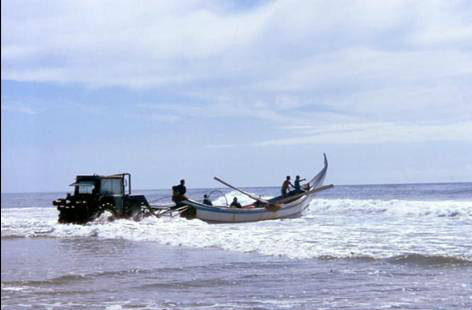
[{"left": 2, "top": 0, "right": 472, "bottom": 193}]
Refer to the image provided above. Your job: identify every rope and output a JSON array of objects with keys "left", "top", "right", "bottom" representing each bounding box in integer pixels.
[{"left": 148, "top": 195, "right": 172, "bottom": 204}]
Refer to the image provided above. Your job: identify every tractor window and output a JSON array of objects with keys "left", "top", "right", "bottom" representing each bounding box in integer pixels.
[
  {"left": 100, "top": 178, "right": 123, "bottom": 196},
  {"left": 76, "top": 182, "right": 95, "bottom": 194}
]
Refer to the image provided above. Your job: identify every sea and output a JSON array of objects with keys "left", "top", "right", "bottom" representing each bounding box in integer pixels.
[{"left": 1, "top": 182, "right": 472, "bottom": 310}]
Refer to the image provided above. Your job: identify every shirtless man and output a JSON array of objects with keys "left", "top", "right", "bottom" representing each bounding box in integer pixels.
[{"left": 281, "top": 176, "right": 294, "bottom": 197}]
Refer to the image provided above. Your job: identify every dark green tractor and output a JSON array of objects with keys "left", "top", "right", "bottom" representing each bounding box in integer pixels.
[{"left": 53, "top": 173, "right": 149, "bottom": 224}]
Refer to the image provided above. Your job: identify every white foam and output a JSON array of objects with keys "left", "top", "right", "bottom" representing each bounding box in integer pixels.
[
  {"left": 310, "top": 198, "right": 472, "bottom": 218},
  {"left": 2, "top": 197, "right": 471, "bottom": 260}
]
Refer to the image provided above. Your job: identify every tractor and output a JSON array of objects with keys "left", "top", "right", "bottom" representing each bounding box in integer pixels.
[{"left": 53, "top": 173, "right": 149, "bottom": 224}]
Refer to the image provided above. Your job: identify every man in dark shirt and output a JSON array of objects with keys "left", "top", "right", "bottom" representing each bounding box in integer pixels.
[
  {"left": 293, "top": 175, "right": 306, "bottom": 194},
  {"left": 203, "top": 194, "right": 212, "bottom": 206},
  {"left": 230, "top": 197, "right": 242, "bottom": 208},
  {"left": 172, "top": 179, "right": 188, "bottom": 205}
]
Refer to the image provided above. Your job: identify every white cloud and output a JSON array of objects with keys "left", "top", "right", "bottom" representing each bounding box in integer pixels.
[
  {"left": 2, "top": 0, "right": 471, "bottom": 141},
  {"left": 255, "top": 121, "right": 472, "bottom": 146},
  {"left": 2, "top": 0, "right": 471, "bottom": 86}
]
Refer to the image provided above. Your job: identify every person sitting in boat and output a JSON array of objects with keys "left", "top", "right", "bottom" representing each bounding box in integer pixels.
[
  {"left": 202, "top": 194, "right": 212, "bottom": 206},
  {"left": 230, "top": 197, "right": 242, "bottom": 208},
  {"left": 172, "top": 179, "right": 188, "bottom": 206},
  {"left": 281, "top": 176, "right": 294, "bottom": 197},
  {"left": 292, "top": 175, "right": 307, "bottom": 194}
]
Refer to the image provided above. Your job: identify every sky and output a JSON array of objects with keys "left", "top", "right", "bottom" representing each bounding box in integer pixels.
[{"left": 1, "top": 0, "right": 472, "bottom": 193}]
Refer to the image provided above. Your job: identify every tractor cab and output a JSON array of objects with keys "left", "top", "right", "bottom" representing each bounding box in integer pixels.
[
  {"left": 70, "top": 173, "right": 129, "bottom": 198},
  {"left": 53, "top": 173, "right": 149, "bottom": 224}
]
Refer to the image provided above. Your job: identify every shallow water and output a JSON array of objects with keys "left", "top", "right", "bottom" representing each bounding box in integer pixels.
[{"left": 2, "top": 183, "right": 472, "bottom": 309}]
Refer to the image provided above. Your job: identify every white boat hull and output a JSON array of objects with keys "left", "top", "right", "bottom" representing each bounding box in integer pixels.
[{"left": 185, "top": 195, "right": 315, "bottom": 223}]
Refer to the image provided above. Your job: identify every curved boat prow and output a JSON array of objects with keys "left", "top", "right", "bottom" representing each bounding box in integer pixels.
[{"left": 308, "top": 153, "right": 329, "bottom": 190}]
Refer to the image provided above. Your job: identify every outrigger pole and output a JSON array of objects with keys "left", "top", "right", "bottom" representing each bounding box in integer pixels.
[{"left": 213, "top": 177, "right": 270, "bottom": 204}]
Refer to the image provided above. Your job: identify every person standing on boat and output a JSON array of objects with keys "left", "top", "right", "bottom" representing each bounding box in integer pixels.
[
  {"left": 281, "top": 176, "right": 294, "bottom": 197},
  {"left": 293, "top": 175, "right": 307, "bottom": 194},
  {"left": 230, "top": 197, "right": 242, "bottom": 208},
  {"left": 202, "top": 194, "right": 212, "bottom": 206},
  {"left": 172, "top": 179, "right": 188, "bottom": 206}
]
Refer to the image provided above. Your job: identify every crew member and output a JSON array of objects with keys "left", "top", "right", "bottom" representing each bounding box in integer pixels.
[
  {"left": 230, "top": 197, "right": 242, "bottom": 208},
  {"left": 293, "top": 175, "right": 307, "bottom": 194},
  {"left": 172, "top": 179, "right": 188, "bottom": 206},
  {"left": 281, "top": 176, "right": 294, "bottom": 197},
  {"left": 203, "top": 194, "right": 212, "bottom": 206}
]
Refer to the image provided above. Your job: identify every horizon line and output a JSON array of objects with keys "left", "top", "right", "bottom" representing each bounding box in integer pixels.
[{"left": 1, "top": 180, "right": 471, "bottom": 195}]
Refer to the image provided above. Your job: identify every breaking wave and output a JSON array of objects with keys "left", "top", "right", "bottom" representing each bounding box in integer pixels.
[
  {"left": 1, "top": 267, "right": 185, "bottom": 289},
  {"left": 311, "top": 198, "right": 472, "bottom": 217},
  {"left": 386, "top": 254, "right": 472, "bottom": 266},
  {"left": 2, "top": 192, "right": 471, "bottom": 262}
]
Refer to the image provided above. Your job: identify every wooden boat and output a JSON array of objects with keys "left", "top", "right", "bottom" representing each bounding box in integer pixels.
[{"left": 182, "top": 154, "right": 333, "bottom": 223}]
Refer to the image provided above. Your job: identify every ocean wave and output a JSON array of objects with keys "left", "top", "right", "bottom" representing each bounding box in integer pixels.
[
  {"left": 316, "top": 253, "right": 472, "bottom": 266},
  {"left": 2, "top": 196, "right": 471, "bottom": 262},
  {"left": 386, "top": 253, "right": 472, "bottom": 266},
  {"left": 1, "top": 267, "right": 186, "bottom": 288},
  {"left": 310, "top": 198, "right": 472, "bottom": 218},
  {"left": 2, "top": 274, "right": 88, "bottom": 287}
]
